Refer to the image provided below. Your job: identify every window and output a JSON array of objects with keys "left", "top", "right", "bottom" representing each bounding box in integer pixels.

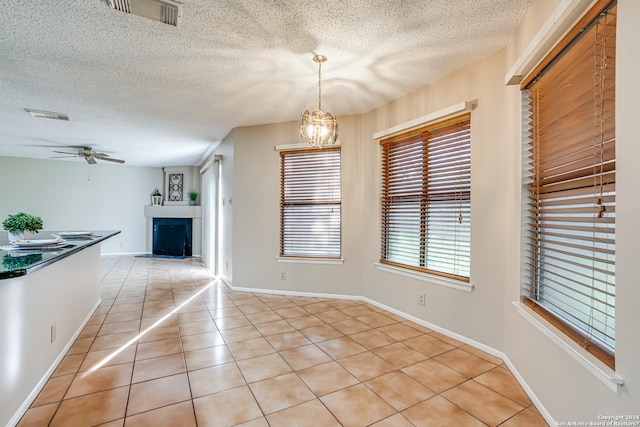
[
  {"left": 522, "top": 0, "right": 616, "bottom": 368},
  {"left": 280, "top": 147, "right": 341, "bottom": 258},
  {"left": 380, "top": 114, "right": 470, "bottom": 281}
]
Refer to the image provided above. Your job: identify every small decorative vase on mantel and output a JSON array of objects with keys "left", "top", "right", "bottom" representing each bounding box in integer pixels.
[{"left": 188, "top": 191, "right": 198, "bottom": 206}]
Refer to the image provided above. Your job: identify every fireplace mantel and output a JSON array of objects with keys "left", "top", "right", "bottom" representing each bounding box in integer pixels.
[{"left": 144, "top": 205, "right": 202, "bottom": 219}]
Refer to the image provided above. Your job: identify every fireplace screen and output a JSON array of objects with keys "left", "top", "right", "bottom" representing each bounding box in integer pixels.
[{"left": 152, "top": 218, "right": 192, "bottom": 257}]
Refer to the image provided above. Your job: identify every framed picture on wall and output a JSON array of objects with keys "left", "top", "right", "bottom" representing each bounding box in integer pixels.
[{"left": 168, "top": 173, "right": 184, "bottom": 201}]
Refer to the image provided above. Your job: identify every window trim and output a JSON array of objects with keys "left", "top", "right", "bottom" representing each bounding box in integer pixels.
[
  {"left": 513, "top": 301, "right": 623, "bottom": 395},
  {"left": 375, "top": 262, "right": 473, "bottom": 292},
  {"left": 505, "top": 0, "right": 612, "bottom": 86},
  {"left": 373, "top": 101, "right": 474, "bottom": 141},
  {"left": 277, "top": 256, "right": 344, "bottom": 265}
]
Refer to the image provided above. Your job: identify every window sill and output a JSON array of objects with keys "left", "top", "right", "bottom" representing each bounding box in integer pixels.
[
  {"left": 513, "top": 301, "right": 623, "bottom": 395},
  {"left": 277, "top": 257, "right": 344, "bottom": 265},
  {"left": 374, "top": 263, "right": 473, "bottom": 292}
]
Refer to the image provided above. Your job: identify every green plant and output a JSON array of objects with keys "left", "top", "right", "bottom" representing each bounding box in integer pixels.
[
  {"left": 188, "top": 192, "right": 198, "bottom": 202},
  {"left": 2, "top": 212, "right": 43, "bottom": 233}
]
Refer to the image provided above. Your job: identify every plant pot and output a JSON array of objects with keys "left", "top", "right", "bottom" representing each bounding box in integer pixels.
[
  {"left": 8, "top": 230, "right": 36, "bottom": 241},
  {"left": 189, "top": 200, "right": 196, "bottom": 206}
]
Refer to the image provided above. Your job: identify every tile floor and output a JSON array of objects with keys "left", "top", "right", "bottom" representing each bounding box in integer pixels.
[{"left": 18, "top": 256, "right": 549, "bottom": 427}]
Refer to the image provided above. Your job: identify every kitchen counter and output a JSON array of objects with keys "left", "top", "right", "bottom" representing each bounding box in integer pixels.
[
  {"left": 0, "top": 229, "right": 120, "bottom": 426},
  {"left": 0, "top": 230, "right": 120, "bottom": 279}
]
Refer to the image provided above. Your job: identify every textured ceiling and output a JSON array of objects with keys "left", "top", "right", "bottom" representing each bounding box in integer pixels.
[{"left": 0, "top": 0, "right": 533, "bottom": 167}]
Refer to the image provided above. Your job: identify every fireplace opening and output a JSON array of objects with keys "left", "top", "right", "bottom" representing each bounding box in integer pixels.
[{"left": 153, "top": 218, "right": 192, "bottom": 257}]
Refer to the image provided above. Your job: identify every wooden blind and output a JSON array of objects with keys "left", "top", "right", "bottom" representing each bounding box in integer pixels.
[
  {"left": 523, "top": 1, "right": 616, "bottom": 368},
  {"left": 280, "top": 147, "right": 341, "bottom": 258},
  {"left": 380, "top": 114, "right": 470, "bottom": 281}
]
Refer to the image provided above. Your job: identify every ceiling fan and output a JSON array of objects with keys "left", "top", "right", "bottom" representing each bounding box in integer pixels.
[{"left": 51, "top": 146, "right": 125, "bottom": 164}]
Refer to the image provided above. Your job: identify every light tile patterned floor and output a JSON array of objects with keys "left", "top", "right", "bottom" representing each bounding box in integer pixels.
[{"left": 18, "top": 256, "right": 549, "bottom": 427}]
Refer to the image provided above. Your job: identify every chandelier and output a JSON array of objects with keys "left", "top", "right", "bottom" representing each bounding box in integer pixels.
[{"left": 299, "top": 55, "right": 338, "bottom": 148}]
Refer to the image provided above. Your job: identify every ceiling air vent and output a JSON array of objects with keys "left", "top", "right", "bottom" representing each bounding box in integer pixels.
[
  {"left": 109, "top": 0, "right": 182, "bottom": 27},
  {"left": 24, "top": 108, "right": 70, "bottom": 121}
]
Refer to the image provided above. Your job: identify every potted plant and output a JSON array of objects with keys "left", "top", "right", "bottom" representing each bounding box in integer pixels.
[
  {"left": 2, "top": 212, "right": 44, "bottom": 241},
  {"left": 188, "top": 191, "right": 198, "bottom": 206}
]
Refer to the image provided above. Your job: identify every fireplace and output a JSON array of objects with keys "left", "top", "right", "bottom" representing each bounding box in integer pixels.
[
  {"left": 152, "top": 218, "right": 192, "bottom": 257},
  {"left": 144, "top": 205, "right": 201, "bottom": 257}
]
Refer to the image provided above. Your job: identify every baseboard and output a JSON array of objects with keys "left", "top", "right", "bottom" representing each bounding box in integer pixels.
[
  {"left": 101, "top": 251, "right": 148, "bottom": 256},
  {"left": 101, "top": 252, "right": 202, "bottom": 258},
  {"left": 220, "top": 280, "right": 361, "bottom": 301},
  {"left": 221, "top": 279, "right": 554, "bottom": 425},
  {"left": 7, "top": 298, "right": 102, "bottom": 427},
  {"left": 501, "top": 356, "right": 555, "bottom": 425}
]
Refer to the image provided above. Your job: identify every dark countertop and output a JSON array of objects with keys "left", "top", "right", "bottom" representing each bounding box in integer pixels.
[{"left": 0, "top": 230, "right": 120, "bottom": 280}]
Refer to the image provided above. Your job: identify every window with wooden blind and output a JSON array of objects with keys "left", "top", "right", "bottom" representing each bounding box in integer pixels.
[
  {"left": 280, "top": 147, "right": 341, "bottom": 258},
  {"left": 380, "top": 114, "right": 470, "bottom": 281},
  {"left": 522, "top": 0, "right": 616, "bottom": 368}
]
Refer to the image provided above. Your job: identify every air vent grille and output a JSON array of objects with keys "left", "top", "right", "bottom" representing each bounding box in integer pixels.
[
  {"left": 109, "top": 0, "right": 182, "bottom": 27},
  {"left": 24, "top": 108, "right": 70, "bottom": 121}
]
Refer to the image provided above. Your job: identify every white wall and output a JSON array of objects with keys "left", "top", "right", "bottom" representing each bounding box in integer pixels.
[
  {"left": 213, "top": 0, "right": 640, "bottom": 421},
  {"left": 0, "top": 156, "right": 162, "bottom": 253}
]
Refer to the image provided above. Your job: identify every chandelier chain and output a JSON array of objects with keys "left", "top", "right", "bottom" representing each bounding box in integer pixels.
[{"left": 318, "top": 59, "right": 322, "bottom": 111}]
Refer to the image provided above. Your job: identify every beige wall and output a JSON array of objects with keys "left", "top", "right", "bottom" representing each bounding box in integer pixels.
[
  {"left": 212, "top": 0, "right": 639, "bottom": 421},
  {"left": 228, "top": 120, "right": 363, "bottom": 297},
  {"left": 361, "top": 50, "right": 510, "bottom": 351}
]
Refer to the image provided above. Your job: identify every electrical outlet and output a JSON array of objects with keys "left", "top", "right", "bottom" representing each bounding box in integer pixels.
[
  {"left": 418, "top": 292, "right": 426, "bottom": 306},
  {"left": 50, "top": 322, "right": 56, "bottom": 343},
  {"left": 280, "top": 271, "right": 287, "bottom": 280}
]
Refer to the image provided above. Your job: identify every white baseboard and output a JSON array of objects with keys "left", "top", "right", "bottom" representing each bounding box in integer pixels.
[
  {"left": 222, "top": 279, "right": 554, "bottom": 425},
  {"left": 101, "top": 251, "right": 148, "bottom": 256},
  {"left": 101, "top": 252, "right": 202, "bottom": 258}
]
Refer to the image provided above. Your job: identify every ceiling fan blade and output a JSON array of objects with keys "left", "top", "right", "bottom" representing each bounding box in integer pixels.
[
  {"left": 49, "top": 155, "right": 80, "bottom": 158},
  {"left": 95, "top": 155, "right": 125, "bottom": 164},
  {"left": 53, "top": 150, "right": 78, "bottom": 155}
]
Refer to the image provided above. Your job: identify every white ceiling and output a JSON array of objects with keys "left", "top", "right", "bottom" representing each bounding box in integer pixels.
[{"left": 0, "top": 0, "right": 533, "bottom": 167}]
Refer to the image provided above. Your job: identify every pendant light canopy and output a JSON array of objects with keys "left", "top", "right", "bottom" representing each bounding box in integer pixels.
[{"left": 299, "top": 55, "right": 338, "bottom": 148}]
